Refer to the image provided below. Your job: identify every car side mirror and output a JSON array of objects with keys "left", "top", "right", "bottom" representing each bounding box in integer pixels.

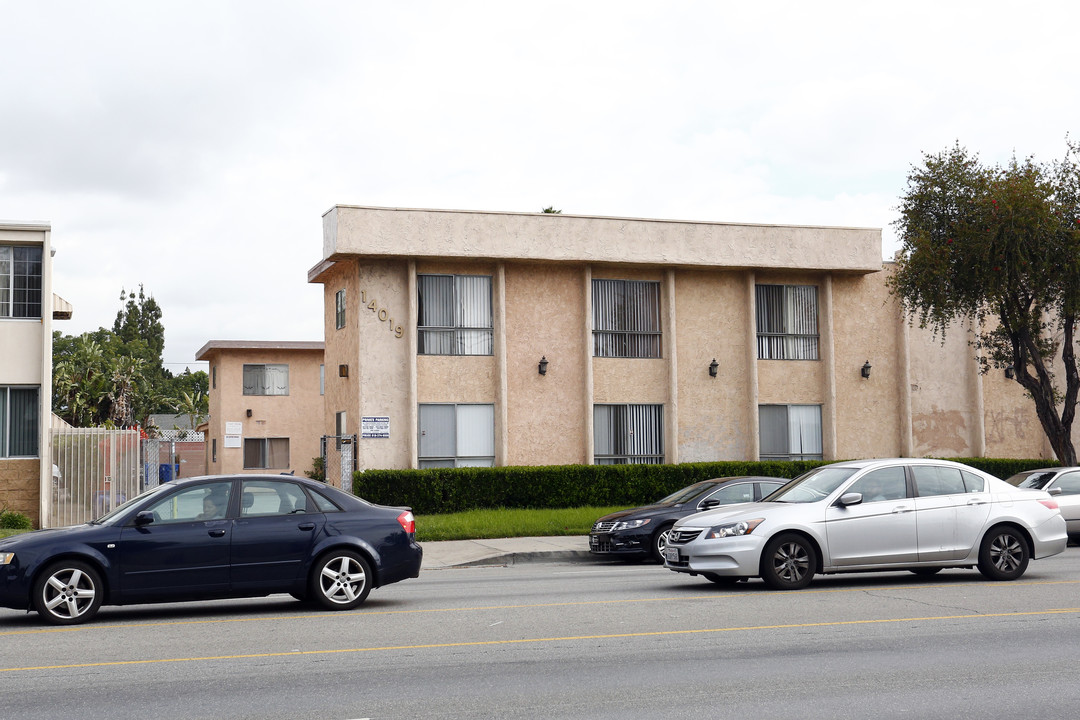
[
  {"left": 134, "top": 511, "right": 155, "bottom": 527},
  {"left": 700, "top": 499, "right": 720, "bottom": 510},
  {"left": 1048, "top": 487, "right": 1063, "bottom": 496},
  {"left": 837, "top": 492, "right": 863, "bottom": 507}
]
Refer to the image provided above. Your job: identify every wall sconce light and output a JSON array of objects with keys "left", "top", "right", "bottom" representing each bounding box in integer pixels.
[
  {"left": 709, "top": 358, "right": 719, "bottom": 378},
  {"left": 246, "top": 409, "right": 252, "bottom": 418},
  {"left": 861, "top": 361, "right": 872, "bottom": 379},
  {"left": 538, "top": 356, "right": 548, "bottom": 375},
  {"left": 1005, "top": 364, "right": 1015, "bottom": 379},
  {"left": 338, "top": 364, "right": 349, "bottom": 378}
]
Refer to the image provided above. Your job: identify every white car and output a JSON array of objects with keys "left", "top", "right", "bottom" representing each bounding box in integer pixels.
[
  {"left": 664, "top": 458, "right": 1068, "bottom": 589},
  {"left": 1005, "top": 467, "right": 1080, "bottom": 543}
]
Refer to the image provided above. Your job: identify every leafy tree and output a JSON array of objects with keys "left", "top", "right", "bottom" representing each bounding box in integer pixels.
[
  {"left": 541, "top": 206, "right": 562, "bottom": 214},
  {"left": 889, "top": 140, "right": 1080, "bottom": 464}
]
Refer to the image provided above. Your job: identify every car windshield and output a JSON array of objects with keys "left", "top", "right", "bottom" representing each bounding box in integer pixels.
[
  {"left": 658, "top": 482, "right": 717, "bottom": 504},
  {"left": 763, "top": 467, "right": 857, "bottom": 503},
  {"left": 92, "top": 483, "right": 174, "bottom": 525},
  {"left": 1006, "top": 471, "right": 1057, "bottom": 490}
]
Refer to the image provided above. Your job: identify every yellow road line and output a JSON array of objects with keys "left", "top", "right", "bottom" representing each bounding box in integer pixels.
[
  {"left": 2, "top": 578, "right": 1077, "bottom": 636},
  {"left": 2, "top": 608, "right": 1078, "bottom": 673}
]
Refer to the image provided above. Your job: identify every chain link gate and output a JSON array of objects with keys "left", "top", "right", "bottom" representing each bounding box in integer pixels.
[{"left": 321, "top": 434, "right": 357, "bottom": 492}]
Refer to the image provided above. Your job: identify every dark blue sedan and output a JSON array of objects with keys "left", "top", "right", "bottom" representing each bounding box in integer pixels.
[{"left": 0, "top": 474, "right": 422, "bottom": 625}]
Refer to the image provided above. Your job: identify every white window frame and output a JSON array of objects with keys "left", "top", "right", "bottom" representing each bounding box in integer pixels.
[
  {"left": 593, "top": 403, "right": 664, "bottom": 464},
  {"left": 592, "top": 279, "right": 662, "bottom": 358},
  {"left": 756, "top": 284, "right": 819, "bottom": 360},
  {"left": 335, "top": 289, "right": 346, "bottom": 330},
  {"left": 417, "top": 274, "right": 493, "bottom": 356},
  {"left": 758, "top": 404, "right": 822, "bottom": 461},
  {"left": 418, "top": 403, "right": 495, "bottom": 468},
  {"left": 0, "top": 245, "right": 43, "bottom": 319}
]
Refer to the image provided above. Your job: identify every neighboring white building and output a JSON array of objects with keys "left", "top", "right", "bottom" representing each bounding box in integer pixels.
[{"left": 0, "top": 221, "right": 71, "bottom": 527}]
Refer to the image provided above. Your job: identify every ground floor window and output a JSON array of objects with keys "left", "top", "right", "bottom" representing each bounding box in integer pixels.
[
  {"left": 0, "top": 386, "right": 39, "bottom": 457},
  {"left": 759, "top": 404, "right": 822, "bottom": 460},
  {"left": 593, "top": 403, "right": 664, "bottom": 464},
  {"left": 418, "top": 403, "right": 494, "bottom": 468},
  {"left": 243, "top": 437, "right": 290, "bottom": 469}
]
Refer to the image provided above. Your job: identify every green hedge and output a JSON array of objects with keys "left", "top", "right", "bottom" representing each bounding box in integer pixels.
[{"left": 353, "top": 457, "right": 1058, "bottom": 514}]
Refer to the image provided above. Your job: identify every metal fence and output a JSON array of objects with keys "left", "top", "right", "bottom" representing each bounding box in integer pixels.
[
  {"left": 321, "top": 434, "right": 357, "bottom": 492},
  {"left": 48, "top": 426, "right": 141, "bottom": 528}
]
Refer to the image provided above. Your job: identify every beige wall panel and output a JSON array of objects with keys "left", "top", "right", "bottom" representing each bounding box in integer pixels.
[
  {"left": 982, "top": 370, "right": 1046, "bottom": 457},
  {"left": 831, "top": 274, "right": 904, "bottom": 458},
  {"left": 504, "top": 264, "right": 588, "bottom": 465},
  {"left": 354, "top": 261, "right": 413, "bottom": 470},
  {"left": 674, "top": 270, "right": 752, "bottom": 461},
  {"left": 416, "top": 356, "right": 497, "bottom": 402},
  {"left": 326, "top": 206, "right": 883, "bottom": 273},
  {"left": 756, "top": 362, "right": 823, "bottom": 405},
  {"left": 593, "top": 359, "right": 669, "bottom": 404},
  {"left": 0, "top": 323, "right": 44, "bottom": 382},
  {"left": 907, "top": 322, "right": 977, "bottom": 457}
]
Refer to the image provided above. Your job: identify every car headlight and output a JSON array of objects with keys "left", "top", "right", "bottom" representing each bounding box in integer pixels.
[
  {"left": 706, "top": 518, "right": 763, "bottom": 539},
  {"left": 613, "top": 519, "right": 652, "bottom": 531},
  {"left": 0, "top": 552, "right": 14, "bottom": 565}
]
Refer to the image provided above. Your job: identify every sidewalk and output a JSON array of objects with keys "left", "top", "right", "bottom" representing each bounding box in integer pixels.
[{"left": 421, "top": 535, "right": 593, "bottom": 569}]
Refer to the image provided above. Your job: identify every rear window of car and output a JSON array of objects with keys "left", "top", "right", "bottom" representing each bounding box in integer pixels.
[
  {"left": 961, "top": 470, "right": 986, "bottom": 493},
  {"left": 308, "top": 488, "right": 342, "bottom": 512},
  {"left": 912, "top": 466, "right": 966, "bottom": 497}
]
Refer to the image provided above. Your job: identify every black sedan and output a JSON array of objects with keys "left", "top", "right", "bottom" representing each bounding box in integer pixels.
[
  {"left": 590, "top": 476, "right": 783, "bottom": 562},
  {"left": 0, "top": 474, "right": 422, "bottom": 625}
]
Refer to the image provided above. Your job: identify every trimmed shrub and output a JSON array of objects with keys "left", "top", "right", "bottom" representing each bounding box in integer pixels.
[{"left": 0, "top": 509, "right": 33, "bottom": 530}]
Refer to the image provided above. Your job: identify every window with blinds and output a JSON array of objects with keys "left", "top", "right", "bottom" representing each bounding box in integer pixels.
[
  {"left": 0, "top": 386, "right": 39, "bottom": 457},
  {"left": 417, "top": 274, "right": 493, "bottom": 356},
  {"left": 756, "top": 284, "right": 819, "bottom": 360},
  {"left": 592, "top": 279, "right": 662, "bottom": 358},
  {"left": 759, "top": 404, "right": 822, "bottom": 461},
  {"left": 593, "top": 403, "right": 664, "bottom": 464},
  {"left": 418, "top": 403, "right": 495, "bottom": 468}
]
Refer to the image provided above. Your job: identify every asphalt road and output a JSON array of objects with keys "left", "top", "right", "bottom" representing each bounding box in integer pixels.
[{"left": 2, "top": 548, "right": 1079, "bottom": 719}]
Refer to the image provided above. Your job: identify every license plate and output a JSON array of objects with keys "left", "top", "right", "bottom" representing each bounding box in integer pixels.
[{"left": 663, "top": 546, "right": 680, "bottom": 563}]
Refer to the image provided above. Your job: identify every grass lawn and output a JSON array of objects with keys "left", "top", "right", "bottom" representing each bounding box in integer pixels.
[{"left": 415, "top": 506, "right": 629, "bottom": 542}]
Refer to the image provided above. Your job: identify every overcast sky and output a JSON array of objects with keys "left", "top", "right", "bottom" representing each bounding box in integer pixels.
[{"left": 4, "top": 1, "right": 1078, "bottom": 373}]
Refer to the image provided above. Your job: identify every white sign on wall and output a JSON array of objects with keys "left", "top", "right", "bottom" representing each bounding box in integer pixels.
[
  {"left": 224, "top": 435, "right": 242, "bottom": 448},
  {"left": 361, "top": 416, "right": 390, "bottom": 439},
  {"left": 226, "top": 422, "right": 243, "bottom": 435}
]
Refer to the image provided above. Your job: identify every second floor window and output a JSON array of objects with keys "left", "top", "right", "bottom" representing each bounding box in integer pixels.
[
  {"left": 592, "top": 279, "right": 661, "bottom": 358},
  {"left": 335, "top": 289, "right": 346, "bottom": 330},
  {"left": 418, "top": 274, "right": 493, "bottom": 355},
  {"left": 243, "top": 364, "right": 289, "bottom": 396},
  {"left": 756, "top": 284, "right": 819, "bottom": 360},
  {"left": 0, "top": 245, "right": 43, "bottom": 319}
]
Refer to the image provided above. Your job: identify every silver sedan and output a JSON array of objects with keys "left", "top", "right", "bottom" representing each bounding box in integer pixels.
[
  {"left": 1005, "top": 467, "right": 1080, "bottom": 543},
  {"left": 664, "top": 458, "right": 1068, "bottom": 589}
]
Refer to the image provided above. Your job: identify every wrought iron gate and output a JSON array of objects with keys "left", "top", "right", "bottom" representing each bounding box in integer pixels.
[
  {"left": 321, "top": 434, "right": 357, "bottom": 493},
  {"left": 48, "top": 426, "right": 141, "bottom": 528}
]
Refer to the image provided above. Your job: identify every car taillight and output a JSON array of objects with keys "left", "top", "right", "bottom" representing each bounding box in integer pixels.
[
  {"left": 1038, "top": 499, "right": 1059, "bottom": 511},
  {"left": 397, "top": 510, "right": 416, "bottom": 534}
]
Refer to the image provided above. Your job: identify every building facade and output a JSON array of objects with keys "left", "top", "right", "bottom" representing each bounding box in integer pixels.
[
  {"left": 0, "top": 222, "right": 71, "bottom": 526},
  {"left": 306, "top": 206, "right": 1054, "bottom": 472},
  {"left": 196, "top": 341, "right": 325, "bottom": 478}
]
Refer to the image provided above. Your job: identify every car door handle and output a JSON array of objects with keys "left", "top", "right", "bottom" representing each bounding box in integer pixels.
[
  {"left": 208, "top": 529, "right": 227, "bottom": 538},
  {"left": 298, "top": 522, "right": 316, "bottom": 531},
  {"left": 891, "top": 506, "right": 913, "bottom": 514},
  {"left": 967, "top": 499, "right": 987, "bottom": 506}
]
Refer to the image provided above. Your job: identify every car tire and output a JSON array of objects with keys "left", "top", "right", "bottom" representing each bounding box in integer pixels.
[
  {"left": 909, "top": 567, "right": 943, "bottom": 576},
  {"left": 650, "top": 524, "right": 675, "bottom": 564},
  {"left": 310, "top": 550, "right": 372, "bottom": 610},
  {"left": 977, "top": 526, "right": 1029, "bottom": 581},
  {"left": 760, "top": 533, "right": 816, "bottom": 590},
  {"left": 32, "top": 560, "right": 104, "bottom": 625}
]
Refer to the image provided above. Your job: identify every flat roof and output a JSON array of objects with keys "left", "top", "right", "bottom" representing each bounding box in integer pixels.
[{"left": 195, "top": 340, "right": 325, "bottom": 361}]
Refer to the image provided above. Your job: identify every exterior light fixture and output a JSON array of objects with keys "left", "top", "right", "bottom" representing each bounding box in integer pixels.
[
  {"left": 246, "top": 409, "right": 252, "bottom": 418},
  {"left": 861, "top": 361, "right": 872, "bottom": 379},
  {"left": 709, "top": 358, "right": 719, "bottom": 378},
  {"left": 1005, "top": 364, "right": 1015, "bottom": 379},
  {"left": 338, "top": 364, "right": 349, "bottom": 378},
  {"left": 538, "top": 356, "right": 548, "bottom": 375}
]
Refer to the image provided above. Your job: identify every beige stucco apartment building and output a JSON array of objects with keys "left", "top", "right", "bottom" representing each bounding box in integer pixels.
[
  {"left": 0, "top": 221, "right": 71, "bottom": 526},
  {"left": 196, "top": 341, "right": 325, "bottom": 478},
  {"left": 305, "top": 206, "right": 1053, "bottom": 472}
]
